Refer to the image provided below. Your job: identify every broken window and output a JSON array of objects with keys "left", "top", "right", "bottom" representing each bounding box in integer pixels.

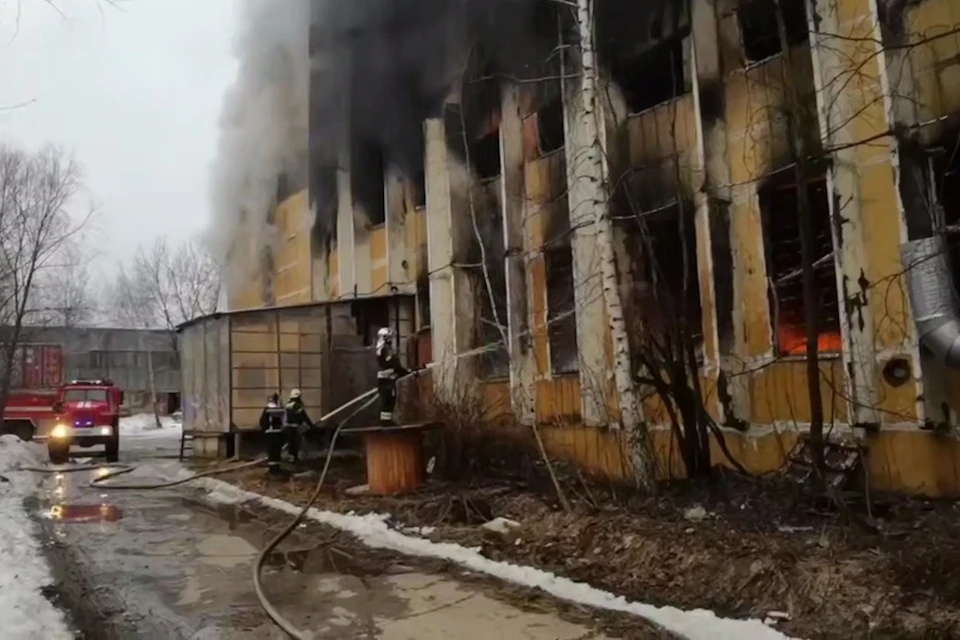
[
  {"left": 412, "top": 169, "right": 426, "bottom": 209},
  {"left": 738, "top": 0, "right": 809, "bottom": 64},
  {"left": 416, "top": 276, "right": 431, "bottom": 330},
  {"left": 469, "top": 266, "right": 510, "bottom": 380},
  {"left": 470, "top": 130, "right": 502, "bottom": 181},
  {"left": 596, "top": 0, "right": 691, "bottom": 114},
  {"left": 351, "top": 138, "right": 386, "bottom": 226},
  {"left": 709, "top": 199, "right": 736, "bottom": 355},
  {"left": 637, "top": 203, "right": 704, "bottom": 345},
  {"left": 931, "top": 142, "right": 960, "bottom": 288},
  {"left": 537, "top": 98, "right": 565, "bottom": 156},
  {"left": 612, "top": 35, "right": 690, "bottom": 114},
  {"left": 759, "top": 171, "right": 841, "bottom": 355},
  {"left": 545, "top": 245, "right": 579, "bottom": 374},
  {"left": 276, "top": 172, "right": 291, "bottom": 204}
]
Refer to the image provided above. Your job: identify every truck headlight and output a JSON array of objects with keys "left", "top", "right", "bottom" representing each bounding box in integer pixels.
[
  {"left": 51, "top": 424, "right": 69, "bottom": 439},
  {"left": 99, "top": 426, "right": 112, "bottom": 436}
]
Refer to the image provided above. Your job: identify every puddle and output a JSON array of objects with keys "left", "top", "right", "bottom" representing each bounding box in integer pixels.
[
  {"left": 181, "top": 497, "right": 254, "bottom": 528},
  {"left": 196, "top": 534, "right": 257, "bottom": 569},
  {"left": 45, "top": 503, "right": 123, "bottom": 522}
]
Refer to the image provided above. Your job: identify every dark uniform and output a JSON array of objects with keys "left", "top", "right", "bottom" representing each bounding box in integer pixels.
[
  {"left": 376, "top": 328, "right": 408, "bottom": 425},
  {"left": 258, "top": 394, "right": 285, "bottom": 476},
  {"left": 284, "top": 393, "right": 311, "bottom": 462}
]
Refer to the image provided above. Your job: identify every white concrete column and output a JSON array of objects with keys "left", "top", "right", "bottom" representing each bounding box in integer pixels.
[
  {"left": 336, "top": 144, "right": 357, "bottom": 299},
  {"left": 499, "top": 84, "right": 537, "bottom": 425},
  {"left": 562, "top": 82, "right": 611, "bottom": 427},
  {"left": 424, "top": 116, "right": 477, "bottom": 399},
  {"left": 385, "top": 166, "right": 415, "bottom": 293},
  {"left": 688, "top": 0, "right": 747, "bottom": 423},
  {"left": 807, "top": 0, "right": 922, "bottom": 426},
  {"left": 353, "top": 205, "right": 373, "bottom": 296}
]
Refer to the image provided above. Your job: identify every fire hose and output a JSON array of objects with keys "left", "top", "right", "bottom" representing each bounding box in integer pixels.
[
  {"left": 20, "top": 348, "right": 493, "bottom": 639},
  {"left": 17, "top": 388, "right": 376, "bottom": 638}
]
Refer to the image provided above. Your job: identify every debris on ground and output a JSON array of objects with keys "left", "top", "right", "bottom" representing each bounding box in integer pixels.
[
  {"left": 195, "top": 476, "right": 791, "bottom": 640},
  {"left": 206, "top": 457, "right": 960, "bottom": 639}
]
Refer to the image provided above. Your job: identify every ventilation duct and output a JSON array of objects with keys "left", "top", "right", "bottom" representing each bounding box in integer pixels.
[{"left": 901, "top": 236, "right": 960, "bottom": 368}]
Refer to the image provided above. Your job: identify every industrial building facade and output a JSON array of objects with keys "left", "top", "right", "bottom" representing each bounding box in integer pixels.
[{"left": 223, "top": 0, "right": 960, "bottom": 495}]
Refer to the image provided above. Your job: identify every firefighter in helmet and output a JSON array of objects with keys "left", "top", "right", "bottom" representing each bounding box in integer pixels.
[
  {"left": 258, "top": 393, "right": 285, "bottom": 476},
  {"left": 376, "top": 327, "right": 408, "bottom": 425},
  {"left": 284, "top": 388, "right": 311, "bottom": 462}
]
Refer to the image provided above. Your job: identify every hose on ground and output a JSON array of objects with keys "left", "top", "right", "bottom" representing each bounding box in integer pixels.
[
  {"left": 253, "top": 393, "right": 378, "bottom": 640},
  {"left": 20, "top": 382, "right": 402, "bottom": 638},
  {"left": 22, "top": 456, "right": 268, "bottom": 488}
]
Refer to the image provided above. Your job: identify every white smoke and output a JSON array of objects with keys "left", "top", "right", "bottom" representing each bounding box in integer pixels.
[{"left": 209, "top": 0, "right": 310, "bottom": 295}]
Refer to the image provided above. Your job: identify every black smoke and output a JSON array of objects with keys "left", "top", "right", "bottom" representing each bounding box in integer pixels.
[
  {"left": 308, "top": 0, "right": 563, "bottom": 244},
  {"left": 307, "top": 0, "right": 689, "bottom": 245}
]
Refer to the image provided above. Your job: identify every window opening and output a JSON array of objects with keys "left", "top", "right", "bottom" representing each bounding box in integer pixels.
[
  {"left": 738, "top": 0, "right": 808, "bottom": 64},
  {"left": 759, "top": 172, "right": 841, "bottom": 355},
  {"left": 412, "top": 169, "right": 426, "bottom": 209},
  {"left": 545, "top": 246, "right": 579, "bottom": 374},
  {"left": 612, "top": 35, "right": 689, "bottom": 114},
  {"left": 932, "top": 145, "right": 960, "bottom": 291},
  {"left": 537, "top": 98, "right": 565, "bottom": 155},
  {"left": 351, "top": 138, "right": 386, "bottom": 226},
  {"left": 639, "top": 204, "right": 703, "bottom": 346}
]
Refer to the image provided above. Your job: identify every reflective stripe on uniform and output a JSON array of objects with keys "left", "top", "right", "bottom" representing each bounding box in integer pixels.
[
  {"left": 379, "top": 411, "right": 393, "bottom": 420},
  {"left": 377, "top": 369, "right": 397, "bottom": 379}
]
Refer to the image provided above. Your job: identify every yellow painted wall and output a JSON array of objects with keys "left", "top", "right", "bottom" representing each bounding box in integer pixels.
[
  {"left": 227, "top": 220, "right": 266, "bottom": 311},
  {"left": 370, "top": 225, "right": 388, "bottom": 293},
  {"left": 493, "top": 4, "right": 960, "bottom": 496},
  {"left": 273, "top": 189, "right": 312, "bottom": 306},
  {"left": 906, "top": 0, "right": 960, "bottom": 123}
]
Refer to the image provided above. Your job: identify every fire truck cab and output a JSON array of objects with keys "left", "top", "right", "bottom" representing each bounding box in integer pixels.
[{"left": 47, "top": 379, "right": 122, "bottom": 464}]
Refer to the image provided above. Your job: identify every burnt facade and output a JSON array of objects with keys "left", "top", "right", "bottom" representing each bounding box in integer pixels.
[{"left": 226, "top": 0, "right": 960, "bottom": 496}]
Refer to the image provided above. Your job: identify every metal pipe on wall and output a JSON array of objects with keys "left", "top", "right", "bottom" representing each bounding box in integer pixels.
[{"left": 901, "top": 235, "right": 960, "bottom": 368}]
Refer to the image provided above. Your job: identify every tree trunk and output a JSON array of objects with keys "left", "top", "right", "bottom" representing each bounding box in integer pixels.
[
  {"left": 146, "top": 345, "right": 162, "bottom": 430},
  {"left": 575, "top": 0, "right": 655, "bottom": 490}
]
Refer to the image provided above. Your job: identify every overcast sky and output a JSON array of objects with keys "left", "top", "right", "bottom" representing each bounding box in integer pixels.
[{"left": 0, "top": 0, "right": 237, "bottom": 275}]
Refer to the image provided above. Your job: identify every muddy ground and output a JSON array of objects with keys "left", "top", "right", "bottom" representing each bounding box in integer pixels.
[{"left": 206, "top": 454, "right": 960, "bottom": 640}]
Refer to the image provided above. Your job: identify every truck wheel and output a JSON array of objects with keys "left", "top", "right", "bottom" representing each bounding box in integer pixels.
[
  {"left": 14, "top": 423, "right": 33, "bottom": 442},
  {"left": 4, "top": 420, "right": 34, "bottom": 442},
  {"left": 105, "top": 436, "right": 119, "bottom": 463},
  {"left": 48, "top": 443, "right": 69, "bottom": 465}
]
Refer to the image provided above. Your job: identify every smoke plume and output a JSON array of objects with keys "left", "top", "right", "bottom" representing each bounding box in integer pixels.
[
  {"left": 210, "top": 0, "right": 680, "bottom": 283},
  {"left": 308, "top": 0, "right": 561, "bottom": 242},
  {"left": 209, "top": 0, "right": 310, "bottom": 290}
]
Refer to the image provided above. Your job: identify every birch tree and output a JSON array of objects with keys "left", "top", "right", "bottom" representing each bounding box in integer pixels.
[
  {"left": 107, "top": 268, "right": 163, "bottom": 429},
  {"left": 572, "top": 0, "right": 656, "bottom": 490}
]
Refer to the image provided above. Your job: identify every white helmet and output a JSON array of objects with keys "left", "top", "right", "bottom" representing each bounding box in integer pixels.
[
  {"left": 289, "top": 388, "right": 302, "bottom": 400},
  {"left": 376, "top": 327, "right": 395, "bottom": 350}
]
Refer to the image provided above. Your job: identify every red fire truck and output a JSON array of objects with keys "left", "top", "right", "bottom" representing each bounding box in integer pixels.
[
  {"left": 1, "top": 344, "right": 122, "bottom": 463},
  {"left": 2, "top": 343, "right": 65, "bottom": 442},
  {"left": 46, "top": 379, "right": 122, "bottom": 464}
]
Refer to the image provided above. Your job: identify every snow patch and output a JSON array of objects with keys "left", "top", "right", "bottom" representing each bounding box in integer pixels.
[
  {"left": 0, "top": 435, "right": 73, "bottom": 639},
  {"left": 192, "top": 477, "right": 796, "bottom": 640},
  {"left": 120, "top": 413, "right": 182, "bottom": 438}
]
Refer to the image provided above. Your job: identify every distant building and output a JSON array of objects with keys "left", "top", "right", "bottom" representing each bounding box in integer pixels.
[{"left": 20, "top": 326, "right": 180, "bottom": 415}]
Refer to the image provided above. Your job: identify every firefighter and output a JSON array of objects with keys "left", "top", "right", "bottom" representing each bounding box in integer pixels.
[
  {"left": 258, "top": 393, "right": 285, "bottom": 476},
  {"left": 284, "top": 388, "right": 311, "bottom": 462},
  {"left": 376, "top": 327, "right": 408, "bottom": 426}
]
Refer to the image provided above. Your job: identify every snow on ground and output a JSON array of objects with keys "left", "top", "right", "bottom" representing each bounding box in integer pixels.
[
  {"left": 0, "top": 436, "right": 73, "bottom": 639},
  {"left": 120, "top": 413, "right": 182, "bottom": 438},
  {"left": 193, "top": 476, "right": 795, "bottom": 640}
]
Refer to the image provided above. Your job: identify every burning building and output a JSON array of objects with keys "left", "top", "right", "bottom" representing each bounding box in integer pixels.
[{"left": 207, "top": 0, "right": 960, "bottom": 495}]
